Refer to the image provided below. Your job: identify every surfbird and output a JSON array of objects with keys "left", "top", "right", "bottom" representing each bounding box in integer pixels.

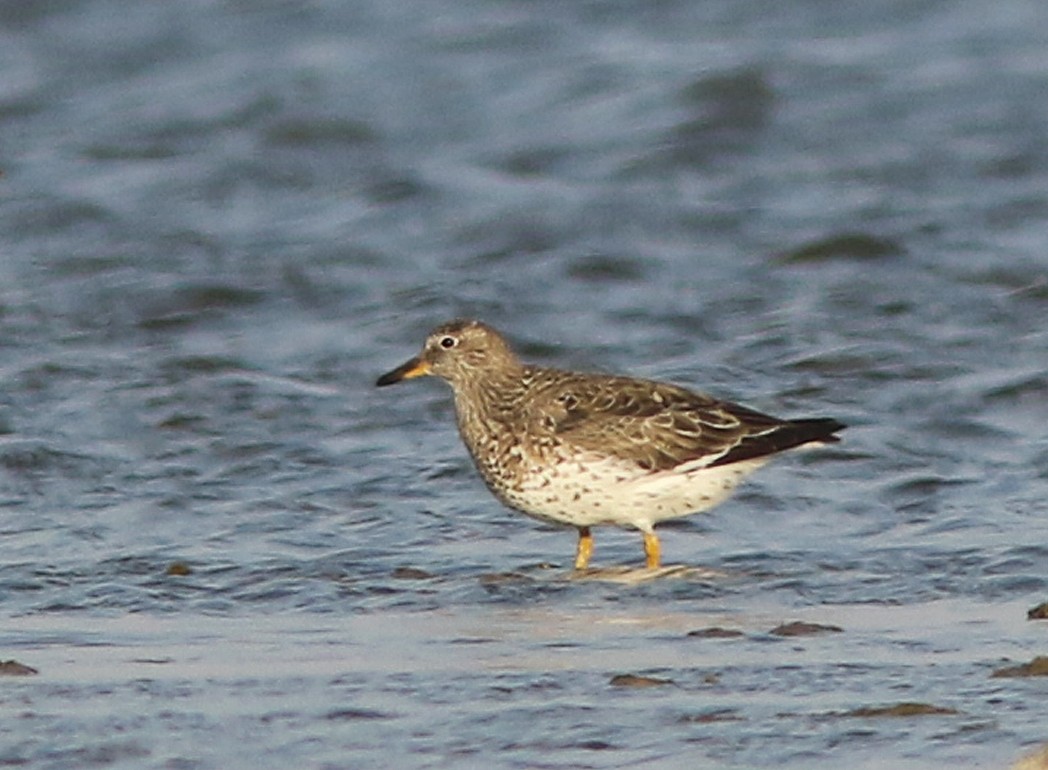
[{"left": 376, "top": 319, "right": 844, "bottom": 570}]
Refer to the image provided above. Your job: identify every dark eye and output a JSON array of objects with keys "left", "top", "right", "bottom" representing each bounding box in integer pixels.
[{"left": 439, "top": 336, "right": 457, "bottom": 349}]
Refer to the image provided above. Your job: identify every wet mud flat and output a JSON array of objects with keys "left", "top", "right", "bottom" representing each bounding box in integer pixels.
[{"left": 3, "top": 572, "right": 1046, "bottom": 770}]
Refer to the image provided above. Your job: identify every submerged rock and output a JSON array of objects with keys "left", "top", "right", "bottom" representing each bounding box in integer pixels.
[
  {"left": 0, "top": 660, "right": 38, "bottom": 676},
  {"left": 687, "top": 627, "right": 745, "bottom": 639},
  {"left": 678, "top": 709, "right": 743, "bottom": 724},
  {"left": 770, "top": 621, "right": 843, "bottom": 637},
  {"left": 991, "top": 656, "right": 1048, "bottom": 678},
  {"left": 609, "top": 673, "right": 674, "bottom": 688},
  {"left": 843, "top": 702, "right": 958, "bottom": 717},
  {"left": 391, "top": 566, "right": 435, "bottom": 580}
]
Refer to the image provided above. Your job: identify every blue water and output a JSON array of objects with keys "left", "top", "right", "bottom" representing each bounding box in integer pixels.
[{"left": 2, "top": 1, "right": 1047, "bottom": 768}]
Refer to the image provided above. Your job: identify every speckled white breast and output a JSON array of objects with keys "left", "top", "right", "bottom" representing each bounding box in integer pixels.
[{"left": 482, "top": 450, "right": 767, "bottom": 533}]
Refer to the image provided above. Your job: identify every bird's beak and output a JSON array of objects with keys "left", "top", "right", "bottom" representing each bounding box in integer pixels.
[{"left": 376, "top": 356, "right": 430, "bottom": 387}]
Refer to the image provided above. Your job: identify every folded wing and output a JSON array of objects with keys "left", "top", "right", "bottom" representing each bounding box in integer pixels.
[{"left": 529, "top": 373, "right": 843, "bottom": 473}]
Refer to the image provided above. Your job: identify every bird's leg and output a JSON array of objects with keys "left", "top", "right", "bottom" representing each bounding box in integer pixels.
[
  {"left": 643, "top": 530, "right": 661, "bottom": 569},
  {"left": 574, "top": 527, "right": 593, "bottom": 570}
]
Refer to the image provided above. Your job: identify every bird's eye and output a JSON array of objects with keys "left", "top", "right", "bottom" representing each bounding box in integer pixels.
[{"left": 439, "top": 336, "right": 457, "bottom": 349}]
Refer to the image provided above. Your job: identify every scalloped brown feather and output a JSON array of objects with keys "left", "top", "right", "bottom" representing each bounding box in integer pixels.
[{"left": 528, "top": 372, "right": 842, "bottom": 472}]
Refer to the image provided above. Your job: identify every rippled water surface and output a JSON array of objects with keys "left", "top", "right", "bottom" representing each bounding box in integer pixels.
[{"left": 2, "top": 1, "right": 1047, "bottom": 768}]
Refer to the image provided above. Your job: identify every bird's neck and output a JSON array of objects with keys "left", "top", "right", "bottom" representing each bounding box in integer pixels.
[{"left": 450, "top": 365, "right": 529, "bottom": 445}]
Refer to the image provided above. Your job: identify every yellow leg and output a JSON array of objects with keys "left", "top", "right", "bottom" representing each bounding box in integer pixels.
[
  {"left": 574, "top": 527, "right": 593, "bottom": 570},
  {"left": 643, "top": 531, "right": 661, "bottom": 569}
]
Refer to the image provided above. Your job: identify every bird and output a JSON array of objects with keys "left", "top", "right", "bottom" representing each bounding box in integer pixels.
[{"left": 376, "top": 319, "right": 844, "bottom": 570}]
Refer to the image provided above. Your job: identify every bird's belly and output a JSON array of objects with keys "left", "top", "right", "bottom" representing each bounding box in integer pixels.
[{"left": 484, "top": 454, "right": 767, "bottom": 531}]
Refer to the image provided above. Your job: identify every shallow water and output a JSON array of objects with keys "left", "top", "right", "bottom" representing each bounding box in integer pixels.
[{"left": 2, "top": 0, "right": 1048, "bottom": 768}]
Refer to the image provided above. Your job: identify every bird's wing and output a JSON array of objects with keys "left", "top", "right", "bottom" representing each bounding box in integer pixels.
[{"left": 525, "top": 373, "right": 791, "bottom": 472}]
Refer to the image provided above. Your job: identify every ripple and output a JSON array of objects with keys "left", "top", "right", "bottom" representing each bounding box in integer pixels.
[
  {"left": 669, "top": 67, "right": 776, "bottom": 165},
  {"left": 775, "top": 233, "right": 905, "bottom": 264},
  {"left": 263, "top": 117, "right": 379, "bottom": 148}
]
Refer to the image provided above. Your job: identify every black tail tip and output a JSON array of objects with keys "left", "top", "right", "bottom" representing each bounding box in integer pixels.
[{"left": 803, "top": 417, "right": 846, "bottom": 441}]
